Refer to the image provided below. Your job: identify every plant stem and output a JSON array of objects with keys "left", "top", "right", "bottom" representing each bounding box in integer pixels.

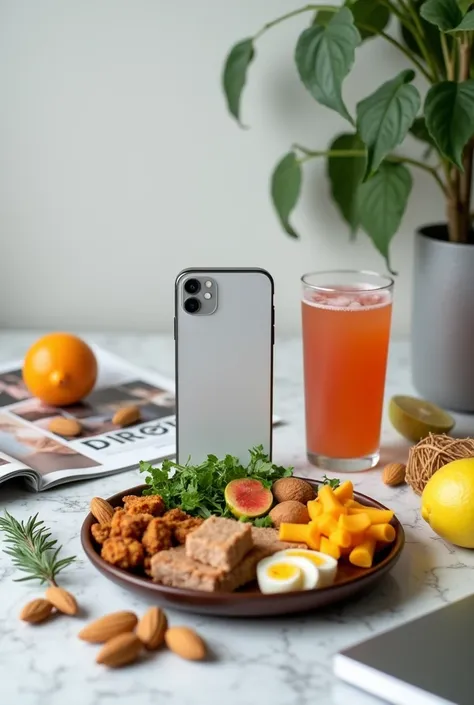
[
  {"left": 458, "top": 38, "right": 473, "bottom": 242},
  {"left": 357, "top": 25, "right": 432, "bottom": 82},
  {"left": 385, "top": 0, "right": 439, "bottom": 81},
  {"left": 293, "top": 145, "right": 448, "bottom": 195},
  {"left": 254, "top": 4, "right": 333, "bottom": 39},
  {"left": 387, "top": 155, "right": 448, "bottom": 196},
  {"left": 441, "top": 34, "right": 455, "bottom": 80}
]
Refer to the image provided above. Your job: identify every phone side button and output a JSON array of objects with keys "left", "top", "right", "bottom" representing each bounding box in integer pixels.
[
  {"left": 173, "top": 317, "right": 176, "bottom": 340},
  {"left": 272, "top": 324, "right": 275, "bottom": 345}
]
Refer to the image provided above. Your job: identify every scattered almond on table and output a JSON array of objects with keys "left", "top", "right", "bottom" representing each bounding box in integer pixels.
[
  {"left": 78, "top": 607, "right": 206, "bottom": 668},
  {"left": 44, "top": 586, "right": 78, "bottom": 615},
  {"left": 48, "top": 417, "right": 83, "bottom": 437},
  {"left": 20, "top": 598, "right": 54, "bottom": 624},
  {"left": 382, "top": 462, "right": 406, "bottom": 487},
  {"left": 112, "top": 405, "right": 141, "bottom": 427}
]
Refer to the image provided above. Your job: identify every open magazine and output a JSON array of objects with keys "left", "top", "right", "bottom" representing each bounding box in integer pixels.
[{"left": 0, "top": 347, "right": 280, "bottom": 492}]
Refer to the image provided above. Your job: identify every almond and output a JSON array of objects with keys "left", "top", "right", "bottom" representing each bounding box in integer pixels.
[
  {"left": 112, "top": 405, "right": 141, "bottom": 427},
  {"left": 96, "top": 632, "right": 142, "bottom": 668},
  {"left": 20, "top": 598, "right": 54, "bottom": 624},
  {"left": 136, "top": 606, "right": 167, "bottom": 650},
  {"left": 90, "top": 497, "right": 114, "bottom": 525},
  {"left": 78, "top": 610, "right": 138, "bottom": 643},
  {"left": 165, "top": 626, "right": 206, "bottom": 661},
  {"left": 382, "top": 462, "right": 406, "bottom": 487},
  {"left": 44, "top": 586, "right": 78, "bottom": 616},
  {"left": 48, "top": 417, "right": 82, "bottom": 437}
]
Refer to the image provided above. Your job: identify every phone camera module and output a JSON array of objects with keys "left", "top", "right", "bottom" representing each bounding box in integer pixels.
[
  {"left": 184, "top": 278, "right": 201, "bottom": 295},
  {"left": 184, "top": 297, "right": 201, "bottom": 314}
]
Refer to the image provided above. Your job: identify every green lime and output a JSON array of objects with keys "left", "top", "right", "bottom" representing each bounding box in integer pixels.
[{"left": 389, "top": 395, "right": 455, "bottom": 443}]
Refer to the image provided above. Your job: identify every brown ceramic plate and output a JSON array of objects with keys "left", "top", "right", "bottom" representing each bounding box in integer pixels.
[{"left": 81, "top": 480, "right": 404, "bottom": 617}]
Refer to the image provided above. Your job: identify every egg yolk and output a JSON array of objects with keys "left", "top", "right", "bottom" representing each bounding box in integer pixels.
[
  {"left": 266, "top": 562, "right": 301, "bottom": 581},
  {"left": 286, "top": 550, "right": 325, "bottom": 566}
]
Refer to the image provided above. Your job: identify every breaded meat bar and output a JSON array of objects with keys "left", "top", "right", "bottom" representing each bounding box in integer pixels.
[
  {"left": 151, "top": 545, "right": 267, "bottom": 592},
  {"left": 185, "top": 516, "right": 252, "bottom": 571}
]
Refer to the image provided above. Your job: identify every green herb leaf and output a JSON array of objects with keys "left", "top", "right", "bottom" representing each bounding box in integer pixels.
[
  {"left": 0, "top": 512, "right": 76, "bottom": 585},
  {"left": 424, "top": 80, "right": 474, "bottom": 169},
  {"left": 320, "top": 475, "right": 341, "bottom": 490},
  {"left": 447, "top": 8, "right": 474, "bottom": 30},
  {"left": 420, "top": 0, "right": 463, "bottom": 30},
  {"left": 458, "top": 0, "right": 473, "bottom": 13},
  {"left": 140, "top": 446, "right": 293, "bottom": 525},
  {"left": 253, "top": 515, "right": 274, "bottom": 528},
  {"left": 358, "top": 161, "right": 412, "bottom": 273},
  {"left": 222, "top": 38, "right": 255, "bottom": 126},
  {"left": 327, "top": 132, "right": 367, "bottom": 236},
  {"left": 356, "top": 70, "right": 421, "bottom": 178},
  {"left": 271, "top": 151, "right": 302, "bottom": 238},
  {"left": 295, "top": 6, "right": 361, "bottom": 123}
]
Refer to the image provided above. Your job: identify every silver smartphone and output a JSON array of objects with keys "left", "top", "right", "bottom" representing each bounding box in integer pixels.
[{"left": 175, "top": 268, "right": 274, "bottom": 465}]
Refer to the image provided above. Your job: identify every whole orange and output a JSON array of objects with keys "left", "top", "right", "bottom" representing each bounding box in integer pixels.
[{"left": 22, "top": 333, "right": 97, "bottom": 406}]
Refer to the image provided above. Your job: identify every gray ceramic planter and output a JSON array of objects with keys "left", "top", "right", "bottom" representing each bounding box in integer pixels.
[{"left": 412, "top": 225, "right": 474, "bottom": 411}]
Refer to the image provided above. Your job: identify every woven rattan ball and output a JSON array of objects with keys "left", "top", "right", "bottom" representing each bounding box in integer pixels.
[{"left": 406, "top": 433, "right": 474, "bottom": 495}]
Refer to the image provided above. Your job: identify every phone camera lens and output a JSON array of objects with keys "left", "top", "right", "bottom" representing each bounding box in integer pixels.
[
  {"left": 184, "top": 278, "right": 201, "bottom": 295},
  {"left": 184, "top": 297, "right": 201, "bottom": 314}
]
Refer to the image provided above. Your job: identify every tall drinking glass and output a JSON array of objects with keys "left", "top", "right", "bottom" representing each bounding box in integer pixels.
[{"left": 301, "top": 271, "right": 394, "bottom": 472}]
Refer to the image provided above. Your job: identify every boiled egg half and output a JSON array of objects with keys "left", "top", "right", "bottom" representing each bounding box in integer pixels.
[
  {"left": 257, "top": 554, "right": 319, "bottom": 594},
  {"left": 275, "top": 549, "right": 338, "bottom": 588}
]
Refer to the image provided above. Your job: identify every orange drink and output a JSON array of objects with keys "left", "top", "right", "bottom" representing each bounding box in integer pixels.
[{"left": 301, "top": 271, "right": 393, "bottom": 471}]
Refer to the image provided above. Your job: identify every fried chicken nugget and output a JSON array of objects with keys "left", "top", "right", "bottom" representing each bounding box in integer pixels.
[
  {"left": 163, "top": 508, "right": 190, "bottom": 527},
  {"left": 142, "top": 517, "right": 173, "bottom": 556},
  {"left": 123, "top": 494, "right": 165, "bottom": 517},
  {"left": 174, "top": 517, "right": 204, "bottom": 545},
  {"left": 110, "top": 508, "right": 153, "bottom": 539},
  {"left": 101, "top": 537, "right": 144, "bottom": 570},
  {"left": 91, "top": 521, "right": 111, "bottom": 545}
]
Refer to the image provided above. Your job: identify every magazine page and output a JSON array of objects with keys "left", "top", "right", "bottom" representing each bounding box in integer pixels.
[
  {"left": 0, "top": 450, "right": 39, "bottom": 490},
  {"left": 0, "top": 349, "right": 176, "bottom": 490}
]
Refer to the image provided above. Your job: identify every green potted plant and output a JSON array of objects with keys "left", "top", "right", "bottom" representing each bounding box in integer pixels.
[{"left": 222, "top": 0, "right": 474, "bottom": 411}]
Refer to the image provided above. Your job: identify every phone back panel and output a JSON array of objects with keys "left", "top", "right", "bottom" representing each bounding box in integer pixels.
[{"left": 175, "top": 268, "right": 273, "bottom": 465}]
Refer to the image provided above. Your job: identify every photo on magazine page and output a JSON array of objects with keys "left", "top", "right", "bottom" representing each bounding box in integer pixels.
[
  {"left": 0, "top": 413, "right": 101, "bottom": 476},
  {"left": 10, "top": 378, "right": 176, "bottom": 441},
  {"left": 0, "top": 369, "right": 31, "bottom": 407}
]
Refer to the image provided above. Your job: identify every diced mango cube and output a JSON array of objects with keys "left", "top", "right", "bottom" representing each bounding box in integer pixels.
[
  {"left": 343, "top": 499, "right": 366, "bottom": 509},
  {"left": 279, "top": 522, "right": 320, "bottom": 551},
  {"left": 338, "top": 512, "right": 371, "bottom": 533},
  {"left": 307, "top": 499, "right": 323, "bottom": 520},
  {"left": 313, "top": 513, "right": 338, "bottom": 537},
  {"left": 333, "top": 481, "right": 353, "bottom": 503},
  {"left": 365, "top": 523, "right": 396, "bottom": 543},
  {"left": 329, "top": 528, "right": 352, "bottom": 549},
  {"left": 349, "top": 538, "right": 376, "bottom": 568},
  {"left": 318, "top": 485, "right": 347, "bottom": 518},
  {"left": 320, "top": 536, "right": 341, "bottom": 560},
  {"left": 348, "top": 507, "right": 394, "bottom": 525}
]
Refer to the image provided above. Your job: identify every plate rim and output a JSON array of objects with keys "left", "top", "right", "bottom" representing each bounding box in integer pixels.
[{"left": 81, "top": 478, "right": 405, "bottom": 605}]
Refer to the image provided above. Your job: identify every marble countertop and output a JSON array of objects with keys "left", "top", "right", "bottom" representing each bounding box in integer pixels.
[{"left": 1, "top": 332, "right": 474, "bottom": 705}]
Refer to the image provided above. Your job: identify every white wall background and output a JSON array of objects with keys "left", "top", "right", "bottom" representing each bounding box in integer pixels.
[{"left": 0, "top": 0, "right": 444, "bottom": 336}]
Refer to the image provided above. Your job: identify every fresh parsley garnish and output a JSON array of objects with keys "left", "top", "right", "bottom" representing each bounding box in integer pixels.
[
  {"left": 140, "top": 445, "right": 292, "bottom": 523},
  {"left": 320, "top": 475, "right": 341, "bottom": 490}
]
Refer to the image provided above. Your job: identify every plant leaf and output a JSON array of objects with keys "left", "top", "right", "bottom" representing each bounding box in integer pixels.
[
  {"left": 222, "top": 38, "right": 254, "bottom": 126},
  {"left": 295, "top": 6, "right": 361, "bottom": 122},
  {"left": 425, "top": 80, "right": 474, "bottom": 169},
  {"left": 448, "top": 8, "right": 474, "bottom": 29},
  {"left": 420, "top": 0, "right": 462, "bottom": 30},
  {"left": 409, "top": 116, "right": 436, "bottom": 147},
  {"left": 271, "top": 152, "right": 302, "bottom": 238},
  {"left": 356, "top": 70, "right": 421, "bottom": 177},
  {"left": 327, "top": 133, "right": 367, "bottom": 235},
  {"left": 358, "top": 161, "right": 412, "bottom": 272},
  {"left": 400, "top": 2, "right": 445, "bottom": 74},
  {"left": 315, "top": 0, "right": 389, "bottom": 40},
  {"left": 458, "top": 0, "right": 473, "bottom": 13}
]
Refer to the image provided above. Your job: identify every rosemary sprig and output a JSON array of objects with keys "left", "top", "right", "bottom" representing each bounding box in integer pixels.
[{"left": 0, "top": 511, "right": 76, "bottom": 586}]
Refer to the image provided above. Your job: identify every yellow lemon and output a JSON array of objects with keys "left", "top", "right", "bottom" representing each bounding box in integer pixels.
[{"left": 421, "top": 458, "right": 474, "bottom": 548}]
